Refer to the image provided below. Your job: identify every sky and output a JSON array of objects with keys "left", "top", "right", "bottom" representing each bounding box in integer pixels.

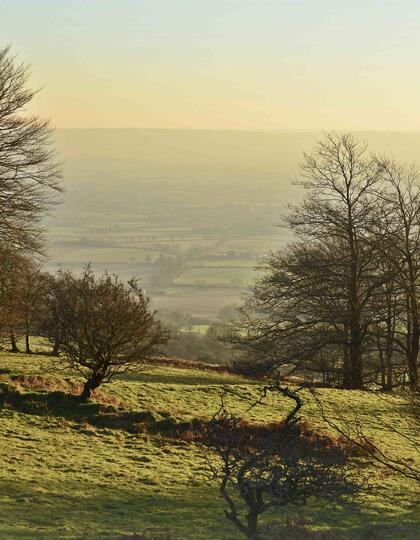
[{"left": 1, "top": 0, "right": 420, "bottom": 130}]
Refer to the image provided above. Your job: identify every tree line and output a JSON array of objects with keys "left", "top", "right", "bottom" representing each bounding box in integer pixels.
[{"left": 230, "top": 133, "right": 420, "bottom": 390}]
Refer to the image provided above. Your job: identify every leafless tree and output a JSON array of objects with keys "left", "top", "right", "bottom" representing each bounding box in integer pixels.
[
  {"left": 19, "top": 259, "right": 50, "bottom": 353},
  {"left": 203, "top": 377, "right": 362, "bottom": 539},
  {"left": 0, "top": 246, "right": 25, "bottom": 351},
  {"left": 229, "top": 134, "right": 401, "bottom": 389},
  {"left": 287, "top": 133, "right": 389, "bottom": 388},
  {"left": 44, "top": 266, "right": 169, "bottom": 399},
  {"left": 373, "top": 160, "right": 420, "bottom": 388},
  {"left": 0, "top": 45, "right": 62, "bottom": 254},
  {"left": 38, "top": 272, "right": 65, "bottom": 356}
]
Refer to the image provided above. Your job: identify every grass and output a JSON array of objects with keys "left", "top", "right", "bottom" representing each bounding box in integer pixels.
[
  {"left": 179, "top": 325, "right": 209, "bottom": 334},
  {"left": 0, "top": 351, "right": 419, "bottom": 539}
]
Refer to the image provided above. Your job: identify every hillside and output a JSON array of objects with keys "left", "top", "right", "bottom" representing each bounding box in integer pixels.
[{"left": 0, "top": 351, "right": 418, "bottom": 540}]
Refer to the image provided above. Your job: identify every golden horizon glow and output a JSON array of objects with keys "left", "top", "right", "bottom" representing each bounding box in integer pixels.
[{"left": 4, "top": 0, "right": 420, "bottom": 131}]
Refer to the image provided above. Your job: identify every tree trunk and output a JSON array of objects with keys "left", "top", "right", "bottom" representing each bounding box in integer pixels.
[
  {"left": 24, "top": 313, "right": 32, "bottom": 354},
  {"left": 344, "top": 218, "right": 364, "bottom": 390},
  {"left": 25, "top": 331, "right": 32, "bottom": 354},
  {"left": 246, "top": 509, "right": 259, "bottom": 540},
  {"left": 349, "top": 321, "right": 363, "bottom": 388},
  {"left": 343, "top": 318, "right": 363, "bottom": 389},
  {"left": 384, "top": 293, "right": 394, "bottom": 391},
  {"left": 342, "top": 331, "right": 352, "bottom": 388},
  {"left": 406, "top": 262, "right": 419, "bottom": 388},
  {"left": 80, "top": 372, "right": 103, "bottom": 400},
  {"left": 52, "top": 336, "right": 60, "bottom": 356},
  {"left": 10, "top": 327, "right": 19, "bottom": 353},
  {"left": 408, "top": 319, "right": 419, "bottom": 387},
  {"left": 377, "top": 331, "right": 386, "bottom": 390}
]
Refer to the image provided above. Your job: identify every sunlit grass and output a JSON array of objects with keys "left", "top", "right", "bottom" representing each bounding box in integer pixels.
[{"left": 0, "top": 351, "right": 418, "bottom": 539}]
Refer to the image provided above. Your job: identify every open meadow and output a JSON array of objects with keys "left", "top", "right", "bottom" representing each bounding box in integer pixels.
[{"left": 0, "top": 350, "right": 418, "bottom": 540}]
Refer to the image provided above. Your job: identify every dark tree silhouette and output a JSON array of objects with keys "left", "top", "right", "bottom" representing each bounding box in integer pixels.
[
  {"left": 0, "top": 46, "right": 62, "bottom": 254},
  {"left": 203, "top": 377, "right": 361, "bottom": 539},
  {"left": 45, "top": 267, "right": 169, "bottom": 399}
]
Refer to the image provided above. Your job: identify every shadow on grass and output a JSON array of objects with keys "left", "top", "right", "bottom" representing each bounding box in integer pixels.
[
  {"left": 1, "top": 476, "right": 417, "bottom": 540},
  {"left": 0, "top": 382, "right": 195, "bottom": 436}
]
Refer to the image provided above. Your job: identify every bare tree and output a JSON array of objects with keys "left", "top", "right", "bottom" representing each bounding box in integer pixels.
[
  {"left": 19, "top": 258, "right": 49, "bottom": 353},
  {"left": 45, "top": 267, "right": 169, "bottom": 399},
  {"left": 287, "top": 133, "right": 388, "bottom": 389},
  {"left": 0, "top": 45, "right": 62, "bottom": 254},
  {"left": 0, "top": 246, "right": 25, "bottom": 351},
  {"left": 229, "top": 134, "right": 396, "bottom": 389},
  {"left": 203, "top": 378, "right": 362, "bottom": 539},
  {"left": 374, "top": 160, "right": 420, "bottom": 388},
  {"left": 39, "top": 272, "right": 65, "bottom": 356}
]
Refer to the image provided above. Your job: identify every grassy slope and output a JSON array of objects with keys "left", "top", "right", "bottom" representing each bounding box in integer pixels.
[{"left": 0, "top": 352, "right": 419, "bottom": 540}]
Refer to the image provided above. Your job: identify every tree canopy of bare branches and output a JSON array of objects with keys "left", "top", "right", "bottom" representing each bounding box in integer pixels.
[
  {"left": 44, "top": 267, "right": 169, "bottom": 399},
  {"left": 0, "top": 45, "right": 62, "bottom": 254},
  {"left": 203, "top": 378, "right": 361, "bottom": 539},
  {"left": 229, "top": 133, "right": 420, "bottom": 389}
]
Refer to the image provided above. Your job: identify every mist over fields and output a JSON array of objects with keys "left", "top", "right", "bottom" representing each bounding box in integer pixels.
[{"left": 47, "top": 129, "right": 420, "bottom": 320}]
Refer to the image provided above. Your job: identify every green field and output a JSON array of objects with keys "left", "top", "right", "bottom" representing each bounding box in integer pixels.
[{"left": 0, "top": 351, "right": 418, "bottom": 539}]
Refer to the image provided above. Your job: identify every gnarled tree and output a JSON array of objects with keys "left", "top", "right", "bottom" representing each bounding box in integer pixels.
[
  {"left": 203, "top": 378, "right": 361, "bottom": 539},
  {"left": 45, "top": 267, "right": 169, "bottom": 399}
]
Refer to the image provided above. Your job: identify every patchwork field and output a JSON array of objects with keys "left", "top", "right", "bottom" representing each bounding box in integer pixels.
[{"left": 0, "top": 351, "right": 418, "bottom": 539}]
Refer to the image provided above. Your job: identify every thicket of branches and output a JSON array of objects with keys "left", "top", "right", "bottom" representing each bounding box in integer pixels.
[
  {"left": 229, "top": 133, "right": 420, "bottom": 390},
  {"left": 43, "top": 267, "right": 169, "bottom": 399},
  {"left": 0, "top": 45, "right": 62, "bottom": 254},
  {"left": 202, "top": 378, "right": 362, "bottom": 539}
]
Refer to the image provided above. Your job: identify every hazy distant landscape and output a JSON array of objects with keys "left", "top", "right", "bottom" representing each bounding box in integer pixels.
[
  {"left": 46, "top": 129, "right": 420, "bottom": 322},
  {"left": 2, "top": 2, "right": 420, "bottom": 537}
]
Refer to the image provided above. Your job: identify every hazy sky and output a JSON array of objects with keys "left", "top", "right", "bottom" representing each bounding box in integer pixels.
[{"left": 2, "top": 0, "right": 420, "bottom": 130}]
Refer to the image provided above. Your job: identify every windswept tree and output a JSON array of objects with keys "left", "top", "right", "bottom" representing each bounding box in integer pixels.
[
  {"left": 0, "top": 45, "right": 62, "bottom": 254},
  {"left": 45, "top": 267, "right": 169, "bottom": 399},
  {"left": 203, "top": 379, "right": 361, "bottom": 539}
]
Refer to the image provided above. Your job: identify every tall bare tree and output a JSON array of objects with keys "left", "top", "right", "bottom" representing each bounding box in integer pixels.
[
  {"left": 287, "top": 133, "right": 387, "bottom": 389},
  {"left": 0, "top": 45, "right": 62, "bottom": 254},
  {"left": 230, "top": 134, "right": 391, "bottom": 389},
  {"left": 373, "top": 160, "right": 420, "bottom": 387}
]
